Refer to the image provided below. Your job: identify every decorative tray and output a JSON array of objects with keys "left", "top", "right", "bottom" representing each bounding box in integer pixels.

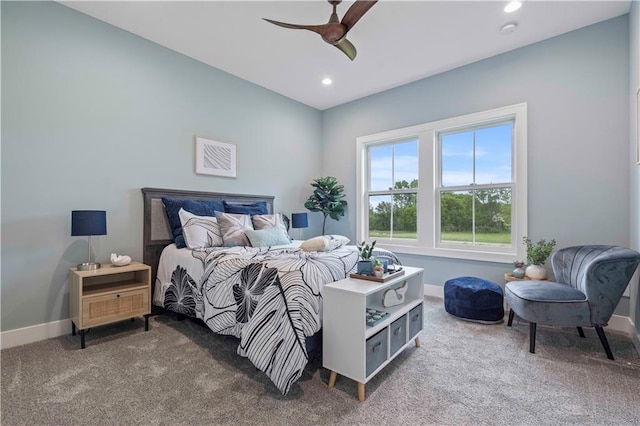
[
  {"left": 366, "top": 308, "right": 389, "bottom": 327},
  {"left": 350, "top": 269, "right": 405, "bottom": 283}
]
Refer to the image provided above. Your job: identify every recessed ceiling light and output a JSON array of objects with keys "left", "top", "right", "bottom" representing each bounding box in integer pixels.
[
  {"left": 322, "top": 78, "right": 333, "bottom": 86},
  {"left": 504, "top": 1, "right": 522, "bottom": 13},
  {"left": 500, "top": 22, "right": 518, "bottom": 34}
]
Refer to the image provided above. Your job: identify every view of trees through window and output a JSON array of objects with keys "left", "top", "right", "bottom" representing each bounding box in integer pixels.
[
  {"left": 367, "top": 122, "right": 513, "bottom": 246},
  {"left": 369, "top": 179, "right": 418, "bottom": 238}
]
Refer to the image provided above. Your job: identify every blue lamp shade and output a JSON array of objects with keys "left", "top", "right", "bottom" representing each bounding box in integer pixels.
[
  {"left": 291, "top": 213, "right": 308, "bottom": 229},
  {"left": 71, "top": 210, "right": 107, "bottom": 236}
]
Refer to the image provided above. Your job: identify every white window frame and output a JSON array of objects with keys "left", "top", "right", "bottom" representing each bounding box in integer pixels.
[{"left": 356, "top": 103, "right": 527, "bottom": 264}]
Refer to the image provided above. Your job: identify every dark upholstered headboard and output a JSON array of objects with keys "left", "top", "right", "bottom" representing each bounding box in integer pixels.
[{"left": 141, "top": 187, "right": 275, "bottom": 288}]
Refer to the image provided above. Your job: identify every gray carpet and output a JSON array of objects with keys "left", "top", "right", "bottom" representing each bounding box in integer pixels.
[{"left": 2, "top": 297, "right": 640, "bottom": 425}]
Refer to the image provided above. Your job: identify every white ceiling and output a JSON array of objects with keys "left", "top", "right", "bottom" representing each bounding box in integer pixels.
[{"left": 60, "top": 0, "right": 631, "bottom": 110}]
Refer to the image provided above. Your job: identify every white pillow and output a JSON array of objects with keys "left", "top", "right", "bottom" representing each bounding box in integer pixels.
[
  {"left": 178, "top": 208, "right": 223, "bottom": 249},
  {"left": 300, "top": 235, "right": 350, "bottom": 252}
]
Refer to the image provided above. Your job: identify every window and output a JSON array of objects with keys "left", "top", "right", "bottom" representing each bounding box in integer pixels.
[
  {"left": 368, "top": 140, "right": 418, "bottom": 240},
  {"left": 356, "top": 104, "right": 527, "bottom": 263}
]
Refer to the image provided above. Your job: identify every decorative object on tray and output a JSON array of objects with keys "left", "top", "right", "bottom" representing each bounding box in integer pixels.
[
  {"left": 366, "top": 307, "right": 389, "bottom": 327},
  {"left": 372, "top": 258, "right": 384, "bottom": 278},
  {"left": 350, "top": 268, "right": 405, "bottom": 282},
  {"left": 194, "top": 135, "right": 237, "bottom": 178},
  {"left": 110, "top": 253, "right": 131, "bottom": 266},
  {"left": 71, "top": 210, "right": 107, "bottom": 271},
  {"left": 304, "top": 176, "right": 347, "bottom": 235},
  {"left": 523, "top": 236, "right": 556, "bottom": 280},
  {"left": 512, "top": 260, "right": 525, "bottom": 279},
  {"left": 382, "top": 280, "right": 408, "bottom": 307},
  {"left": 356, "top": 240, "right": 376, "bottom": 275}
]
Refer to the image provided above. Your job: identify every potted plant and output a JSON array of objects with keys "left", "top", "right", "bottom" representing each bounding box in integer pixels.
[
  {"left": 304, "top": 176, "right": 348, "bottom": 235},
  {"left": 523, "top": 236, "right": 556, "bottom": 279},
  {"left": 372, "top": 258, "right": 384, "bottom": 278},
  {"left": 357, "top": 240, "right": 376, "bottom": 275}
]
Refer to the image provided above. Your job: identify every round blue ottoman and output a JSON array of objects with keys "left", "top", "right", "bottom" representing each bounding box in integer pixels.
[{"left": 444, "top": 276, "right": 504, "bottom": 323}]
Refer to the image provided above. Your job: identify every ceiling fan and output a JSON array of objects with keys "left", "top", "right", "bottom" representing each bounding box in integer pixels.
[{"left": 263, "top": 0, "right": 378, "bottom": 61}]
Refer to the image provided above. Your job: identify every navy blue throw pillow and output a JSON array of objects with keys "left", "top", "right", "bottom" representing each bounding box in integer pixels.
[
  {"left": 162, "top": 197, "right": 224, "bottom": 248},
  {"left": 223, "top": 201, "right": 268, "bottom": 216}
]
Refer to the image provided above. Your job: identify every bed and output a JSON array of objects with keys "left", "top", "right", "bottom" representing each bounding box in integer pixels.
[{"left": 141, "top": 187, "right": 398, "bottom": 395}]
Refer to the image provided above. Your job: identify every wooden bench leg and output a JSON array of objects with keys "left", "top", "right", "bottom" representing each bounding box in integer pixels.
[
  {"left": 328, "top": 371, "right": 337, "bottom": 388},
  {"left": 415, "top": 336, "right": 421, "bottom": 347},
  {"left": 358, "top": 382, "right": 365, "bottom": 402}
]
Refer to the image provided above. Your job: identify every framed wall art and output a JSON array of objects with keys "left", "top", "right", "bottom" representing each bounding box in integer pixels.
[{"left": 194, "top": 136, "right": 237, "bottom": 178}]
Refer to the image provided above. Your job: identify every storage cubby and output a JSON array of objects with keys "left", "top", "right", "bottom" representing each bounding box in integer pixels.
[{"left": 323, "top": 266, "right": 424, "bottom": 401}]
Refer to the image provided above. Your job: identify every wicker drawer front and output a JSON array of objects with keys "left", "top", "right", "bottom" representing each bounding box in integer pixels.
[{"left": 82, "top": 288, "right": 149, "bottom": 328}]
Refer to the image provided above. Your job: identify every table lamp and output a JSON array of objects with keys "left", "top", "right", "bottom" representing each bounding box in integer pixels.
[
  {"left": 291, "top": 212, "right": 308, "bottom": 240},
  {"left": 72, "top": 210, "right": 107, "bottom": 270}
]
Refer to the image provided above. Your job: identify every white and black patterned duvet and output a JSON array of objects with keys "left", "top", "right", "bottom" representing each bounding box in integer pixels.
[{"left": 155, "top": 243, "right": 394, "bottom": 394}]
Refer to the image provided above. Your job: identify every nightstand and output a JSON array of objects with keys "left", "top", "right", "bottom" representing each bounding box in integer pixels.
[{"left": 69, "top": 262, "right": 151, "bottom": 349}]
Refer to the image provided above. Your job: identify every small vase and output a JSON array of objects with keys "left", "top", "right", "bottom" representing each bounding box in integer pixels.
[
  {"left": 512, "top": 267, "right": 525, "bottom": 279},
  {"left": 526, "top": 264, "right": 547, "bottom": 280}
]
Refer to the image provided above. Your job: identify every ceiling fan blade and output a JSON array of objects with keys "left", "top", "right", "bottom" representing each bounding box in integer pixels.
[
  {"left": 263, "top": 19, "right": 330, "bottom": 36},
  {"left": 341, "top": 0, "right": 378, "bottom": 32},
  {"left": 333, "top": 37, "right": 357, "bottom": 61}
]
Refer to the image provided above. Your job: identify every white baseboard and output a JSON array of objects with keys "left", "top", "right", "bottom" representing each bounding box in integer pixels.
[
  {"left": 1, "top": 319, "right": 72, "bottom": 350},
  {"left": 424, "top": 283, "right": 633, "bottom": 336},
  {"left": 1, "top": 287, "right": 638, "bottom": 353}
]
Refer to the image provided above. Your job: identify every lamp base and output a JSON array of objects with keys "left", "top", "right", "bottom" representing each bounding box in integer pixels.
[{"left": 77, "top": 262, "right": 101, "bottom": 271}]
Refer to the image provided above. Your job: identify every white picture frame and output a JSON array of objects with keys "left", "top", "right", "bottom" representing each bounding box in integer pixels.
[{"left": 194, "top": 136, "right": 237, "bottom": 178}]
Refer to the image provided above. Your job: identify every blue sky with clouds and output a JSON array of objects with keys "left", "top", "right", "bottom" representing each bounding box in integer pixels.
[{"left": 369, "top": 122, "right": 512, "bottom": 191}]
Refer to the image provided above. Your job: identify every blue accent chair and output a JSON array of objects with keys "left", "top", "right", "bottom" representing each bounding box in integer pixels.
[{"left": 506, "top": 245, "right": 640, "bottom": 360}]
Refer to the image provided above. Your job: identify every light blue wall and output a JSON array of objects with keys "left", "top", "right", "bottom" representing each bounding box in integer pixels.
[
  {"left": 1, "top": 1, "right": 322, "bottom": 331},
  {"left": 321, "top": 16, "right": 631, "bottom": 311},
  {"left": 629, "top": 2, "right": 640, "bottom": 337},
  {"left": 1, "top": 3, "right": 635, "bottom": 334}
]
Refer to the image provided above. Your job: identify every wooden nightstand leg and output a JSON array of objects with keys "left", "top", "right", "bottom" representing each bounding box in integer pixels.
[
  {"left": 144, "top": 315, "right": 149, "bottom": 331},
  {"left": 415, "top": 336, "right": 421, "bottom": 347},
  {"left": 71, "top": 322, "right": 76, "bottom": 336},
  {"left": 80, "top": 329, "right": 86, "bottom": 349},
  {"left": 357, "top": 382, "right": 365, "bottom": 402},
  {"left": 328, "top": 370, "right": 337, "bottom": 388}
]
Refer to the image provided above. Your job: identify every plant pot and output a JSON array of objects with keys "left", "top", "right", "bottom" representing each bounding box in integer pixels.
[
  {"left": 526, "top": 264, "right": 547, "bottom": 280},
  {"left": 357, "top": 260, "right": 373, "bottom": 276}
]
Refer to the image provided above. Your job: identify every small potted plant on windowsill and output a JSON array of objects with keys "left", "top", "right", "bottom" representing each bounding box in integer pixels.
[
  {"left": 357, "top": 240, "right": 376, "bottom": 276},
  {"left": 523, "top": 236, "right": 556, "bottom": 280}
]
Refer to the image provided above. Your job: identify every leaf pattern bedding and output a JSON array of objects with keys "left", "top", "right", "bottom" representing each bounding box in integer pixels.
[{"left": 155, "top": 243, "right": 401, "bottom": 394}]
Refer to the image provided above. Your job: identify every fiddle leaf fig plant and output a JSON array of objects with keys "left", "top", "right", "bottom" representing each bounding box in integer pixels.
[{"left": 304, "top": 176, "right": 347, "bottom": 235}]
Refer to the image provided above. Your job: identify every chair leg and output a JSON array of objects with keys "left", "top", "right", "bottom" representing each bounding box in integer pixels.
[
  {"left": 529, "top": 322, "right": 536, "bottom": 353},
  {"left": 507, "top": 309, "right": 515, "bottom": 326},
  {"left": 577, "top": 327, "right": 585, "bottom": 338},
  {"left": 594, "top": 326, "right": 614, "bottom": 360}
]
